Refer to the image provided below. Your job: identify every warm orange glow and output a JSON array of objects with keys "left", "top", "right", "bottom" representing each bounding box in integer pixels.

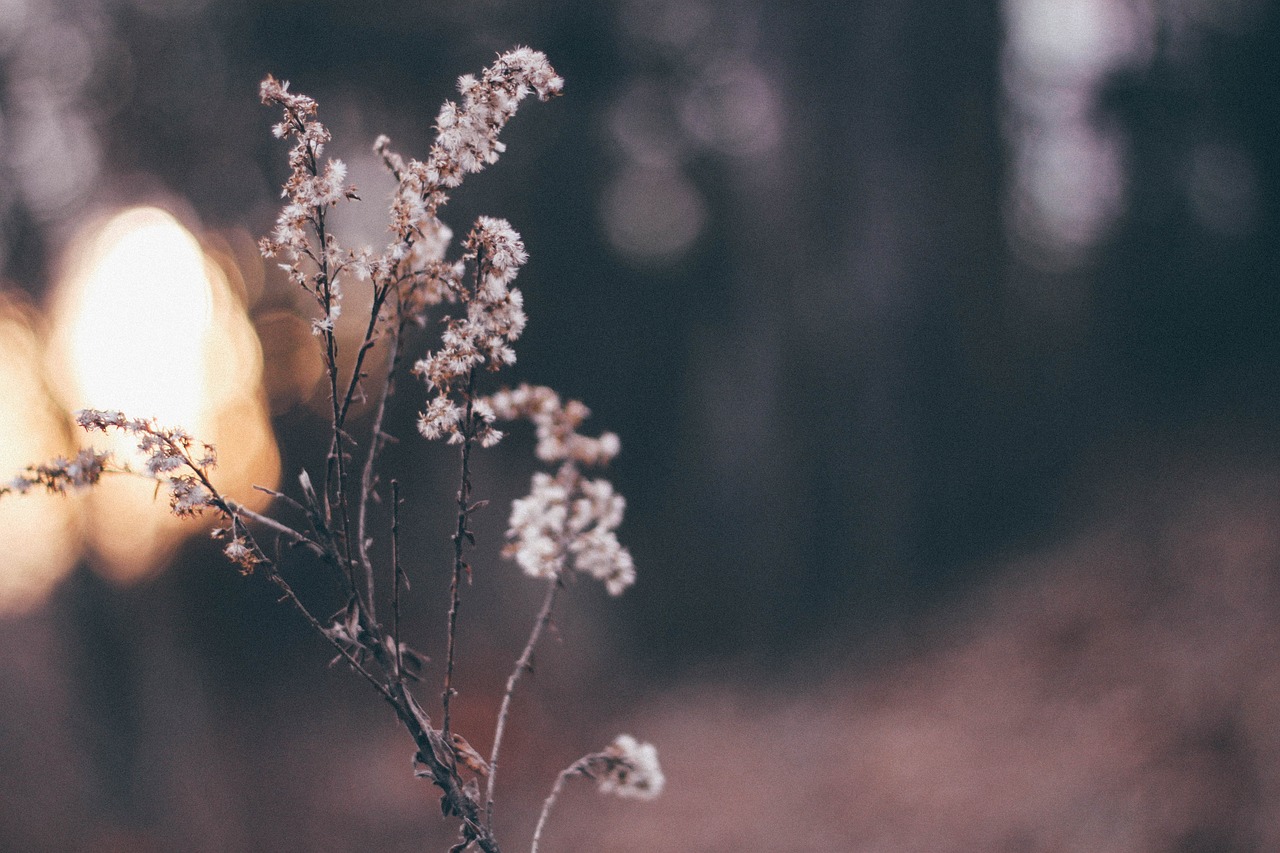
[
  {"left": 0, "top": 296, "right": 81, "bottom": 612},
  {"left": 47, "top": 206, "right": 280, "bottom": 582}
]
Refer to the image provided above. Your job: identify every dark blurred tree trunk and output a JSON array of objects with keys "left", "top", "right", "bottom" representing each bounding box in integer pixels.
[{"left": 642, "top": 0, "right": 1008, "bottom": 661}]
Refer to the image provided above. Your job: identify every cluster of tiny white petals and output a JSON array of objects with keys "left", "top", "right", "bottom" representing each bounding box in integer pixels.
[
  {"left": 209, "top": 526, "right": 263, "bottom": 574},
  {"left": 259, "top": 53, "right": 562, "bottom": 433},
  {"left": 378, "top": 132, "right": 465, "bottom": 322},
  {"left": 373, "top": 49, "right": 560, "bottom": 333},
  {"left": 485, "top": 383, "right": 634, "bottom": 593},
  {"left": 258, "top": 75, "right": 346, "bottom": 259},
  {"left": 413, "top": 218, "right": 528, "bottom": 446},
  {"left": 429, "top": 47, "right": 563, "bottom": 189},
  {"left": 595, "top": 735, "right": 664, "bottom": 800},
  {"left": 258, "top": 74, "right": 362, "bottom": 339},
  {"left": 571, "top": 529, "right": 635, "bottom": 595},
  {"left": 223, "top": 537, "right": 254, "bottom": 567},
  {"left": 1, "top": 447, "right": 111, "bottom": 498},
  {"left": 170, "top": 479, "right": 213, "bottom": 517},
  {"left": 73, "top": 409, "right": 217, "bottom": 517},
  {"left": 506, "top": 471, "right": 571, "bottom": 578},
  {"left": 486, "top": 384, "right": 621, "bottom": 466},
  {"left": 505, "top": 465, "right": 635, "bottom": 595},
  {"left": 417, "top": 395, "right": 464, "bottom": 441}
]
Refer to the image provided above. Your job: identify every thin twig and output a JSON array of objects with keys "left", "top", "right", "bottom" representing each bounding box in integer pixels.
[
  {"left": 442, "top": 368, "right": 477, "bottom": 737},
  {"left": 391, "top": 478, "right": 404, "bottom": 680},
  {"left": 356, "top": 296, "right": 406, "bottom": 620},
  {"left": 298, "top": 131, "right": 360, "bottom": 608},
  {"left": 266, "top": 563, "right": 395, "bottom": 703},
  {"left": 224, "top": 481, "right": 497, "bottom": 850},
  {"left": 386, "top": 685, "right": 502, "bottom": 853},
  {"left": 252, "top": 483, "right": 308, "bottom": 515},
  {"left": 486, "top": 574, "right": 561, "bottom": 828},
  {"left": 530, "top": 760, "right": 588, "bottom": 853},
  {"left": 225, "top": 499, "right": 325, "bottom": 558},
  {"left": 338, "top": 279, "right": 396, "bottom": 431},
  {"left": 199, "top": 497, "right": 394, "bottom": 705}
]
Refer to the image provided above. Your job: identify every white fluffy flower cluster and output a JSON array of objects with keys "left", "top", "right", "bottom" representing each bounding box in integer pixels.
[
  {"left": 376, "top": 48, "right": 561, "bottom": 326},
  {"left": 413, "top": 217, "right": 529, "bottom": 446},
  {"left": 506, "top": 468, "right": 635, "bottom": 595},
  {"left": 488, "top": 384, "right": 634, "bottom": 594},
  {"left": 431, "top": 46, "right": 564, "bottom": 188},
  {"left": 2, "top": 447, "right": 111, "bottom": 498},
  {"left": 74, "top": 409, "right": 216, "bottom": 517},
  {"left": 595, "top": 735, "right": 664, "bottom": 800},
  {"left": 258, "top": 75, "right": 354, "bottom": 259},
  {"left": 486, "top": 384, "right": 621, "bottom": 466},
  {"left": 258, "top": 75, "right": 362, "bottom": 337},
  {"left": 375, "top": 133, "right": 464, "bottom": 320},
  {"left": 258, "top": 51, "right": 563, "bottom": 425}
]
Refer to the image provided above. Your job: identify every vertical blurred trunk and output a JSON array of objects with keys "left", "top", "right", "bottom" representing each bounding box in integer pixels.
[{"left": 645, "top": 0, "right": 1009, "bottom": 660}]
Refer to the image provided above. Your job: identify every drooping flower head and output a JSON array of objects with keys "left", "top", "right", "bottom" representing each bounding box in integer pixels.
[{"left": 594, "top": 735, "right": 664, "bottom": 800}]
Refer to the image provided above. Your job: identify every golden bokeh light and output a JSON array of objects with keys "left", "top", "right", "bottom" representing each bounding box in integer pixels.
[
  {"left": 46, "top": 206, "right": 280, "bottom": 583},
  {"left": 0, "top": 296, "right": 82, "bottom": 612}
]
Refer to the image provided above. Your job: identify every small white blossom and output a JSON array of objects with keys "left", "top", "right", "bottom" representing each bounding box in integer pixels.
[
  {"left": 596, "top": 735, "right": 664, "bottom": 800},
  {"left": 2, "top": 447, "right": 112, "bottom": 497},
  {"left": 485, "top": 384, "right": 621, "bottom": 466},
  {"left": 417, "top": 395, "right": 464, "bottom": 441},
  {"left": 258, "top": 73, "right": 360, "bottom": 344},
  {"left": 506, "top": 472, "right": 571, "bottom": 579},
  {"left": 570, "top": 527, "right": 636, "bottom": 596},
  {"left": 221, "top": 536, "right": 262, "bottom": 573},
  {"left": 412, "top": 218, "right": 530, "bottom": 444},
  {"left": 70, "top": 409, "right": 219, "bottom": 518},
  {"left": 505, "top": 467, "right": 635, "bottom": 595}
]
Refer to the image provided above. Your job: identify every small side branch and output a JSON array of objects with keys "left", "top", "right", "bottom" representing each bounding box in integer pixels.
[
  {"left": 226, "top": 499, "right": 326, "bottom": 559},
  {"left": 530, "top": 759, "right": 588, "bottom": 853},
  {"left": 356, "top": 305, "right": 403, "bottom": 619},
  {"left": 486, "top": 574, "right": 561, "bottom": 828},
  {"left": 391, "top": 479, "right": 404, "bottom": 680}
]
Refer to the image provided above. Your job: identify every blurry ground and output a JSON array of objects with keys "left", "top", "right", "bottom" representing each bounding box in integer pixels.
[{"left": 590, "top": 458, "right": 1280, "bottom": 852}]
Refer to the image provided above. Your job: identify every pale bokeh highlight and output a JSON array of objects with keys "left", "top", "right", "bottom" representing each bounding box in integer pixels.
[
  {"left": 0, "top": 297, "right": 81, "bottom": 611},
  {"left": 44, "top": 205, "right": 279, "bottom": 583}
]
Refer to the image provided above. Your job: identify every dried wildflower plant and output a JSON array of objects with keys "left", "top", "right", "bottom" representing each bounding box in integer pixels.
[{"left": 3, "top": 49, "right": 660, "bottom": 852}]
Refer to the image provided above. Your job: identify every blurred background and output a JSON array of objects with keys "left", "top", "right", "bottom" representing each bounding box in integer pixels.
[{"left": 1, "top": 0, "right": 1279, "bottom": 849}]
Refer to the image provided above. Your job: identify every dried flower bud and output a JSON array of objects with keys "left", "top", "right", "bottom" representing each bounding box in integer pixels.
[{"left": 594, "top": 735, "right": 664, "bottom": 800}]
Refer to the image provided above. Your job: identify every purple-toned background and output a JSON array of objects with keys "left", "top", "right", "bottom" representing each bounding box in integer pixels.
[{"left": 1, "top": 0, "right": 1279, "bottom": 849}]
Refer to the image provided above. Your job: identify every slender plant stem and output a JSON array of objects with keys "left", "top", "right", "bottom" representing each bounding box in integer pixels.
[
  {"left": 442, "top": 368, "right": 477, "bottom": 737},
  {"left": 298, "top": 126, "right": 360, "bottom": 607},
  {"left": 486, "top": 574, "right": 561, "bottom": 828},
  {"left": 337, "top": 280, "right": 395, "bottom": 430},
  {"left": 267, "top": 564, "right": 394, "bottom": 702},
  {"left": 391, "top": 478, "right": 404, "bottom": 680},
  {"left": 356, "top": 302, "right": 406, "bottom": 621},
  {"left": 387, "top": 685, "right": 502, "bottom": 853},
  {"left": 226, "top": 483, "right": 499, "bottom": 851},
  {"left": 353, "top": 322, "right": 391, "bottom": 614},
  {"left": 530, "top": 761, "right": 587, "bottom": 853},
  {"left": 200, "top": 507, "right": 393, "bottom": 704},
  {"left": 225, "top": 499, "right": 325, "bottom": 558}
]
